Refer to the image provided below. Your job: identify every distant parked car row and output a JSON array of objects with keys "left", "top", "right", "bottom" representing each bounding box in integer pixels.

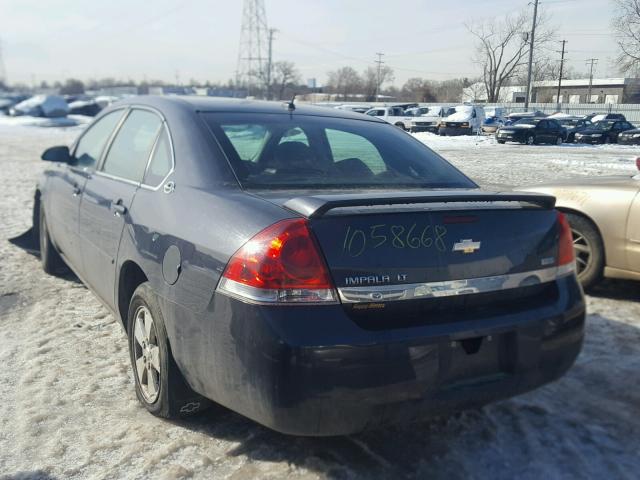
[{"left": 495, "top": 110, "right": 640, "bottom": 145}]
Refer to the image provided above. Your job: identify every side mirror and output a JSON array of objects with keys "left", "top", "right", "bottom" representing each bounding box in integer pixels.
[{"left": 41, "top": 146, "right": 71, "bottom": 163}]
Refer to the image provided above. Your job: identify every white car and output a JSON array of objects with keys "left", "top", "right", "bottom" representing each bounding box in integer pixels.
[
  {"left": 365, "top": 106, "right": 414, "bottom": 130},
  {"left": 407, "top": 106, "right": 456, "bottom": 133},
  {"left": 438, "top": 105, "right": 486, "bottom": 136}
]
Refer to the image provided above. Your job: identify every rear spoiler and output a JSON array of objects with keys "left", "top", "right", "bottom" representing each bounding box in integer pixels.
[{"left": 283, "top": 191, "right": 556, "bottom": 218}]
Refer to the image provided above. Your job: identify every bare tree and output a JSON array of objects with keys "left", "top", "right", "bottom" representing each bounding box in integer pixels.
[
  {"left": 612, "top": 0, "right": 640, "bottom": 72},
  {"left": 467, "top": 9, "right": 555, "bottom": 102},
  {"left": 401, "top": 78, "right": 437, "bottom": 102},
  {"left": 271, "top": 61, "right": 300, "bottom": 100},
  {"left": 326, "top": 66, "right": 362, "bottom": 100},
  {"left": 362, "top": 65, "right": 394, "bottom": 101}
]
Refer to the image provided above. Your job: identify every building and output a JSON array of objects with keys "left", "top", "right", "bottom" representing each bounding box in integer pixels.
[{"left": 462, "top": 78, "right": 640, "bottom": 104}]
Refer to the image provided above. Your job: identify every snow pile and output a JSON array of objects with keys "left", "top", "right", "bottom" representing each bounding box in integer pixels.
[{"left": 10, "top": 95, "right": 70, "bottom": 118}]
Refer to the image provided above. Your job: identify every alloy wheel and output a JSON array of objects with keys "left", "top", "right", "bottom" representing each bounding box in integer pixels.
[
  {"left": 527, "top": 135, "right": 534, "bottom": 145},
  {"left": 572, "top": 227, "right": 592, "bottom": 278},
  {"left": 133, "top": 305, "right": 161, "bottom": 403}
]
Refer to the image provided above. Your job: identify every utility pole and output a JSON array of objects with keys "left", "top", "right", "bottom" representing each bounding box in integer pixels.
[
  {"left": 556, "top": 40, "right": 567, "bottom": 110},
  {"left": 585, "top": 58, "right": 598, "bottom": 103},
  {"left": 266, "top": 28, "right": 277, "bottom": 100},
  {"left": 374, "top": 52, "right": 384, "bottom": 102},
  {"left": 0, "top": 37, "right": 6, "bottom": 87},
  {"left": 524, "top": 0, "right": 539, "bottom": 110}
]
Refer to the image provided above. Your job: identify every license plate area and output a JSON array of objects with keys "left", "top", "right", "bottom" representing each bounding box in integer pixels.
[{"left": 440, "top": 333, "right": 511, "bottom": 387}]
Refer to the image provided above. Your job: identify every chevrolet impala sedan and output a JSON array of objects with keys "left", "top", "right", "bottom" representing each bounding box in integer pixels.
[{"left": 33, "top": 96, "right": 585, "bottom": 436}]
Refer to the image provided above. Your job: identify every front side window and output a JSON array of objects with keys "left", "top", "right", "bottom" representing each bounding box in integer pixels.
[
  {"left": 202, "top": 113, "right": 476, "bottom": 190},
  {"left": 102, "top": 110, "right": 162, "bottom": 182},
  {"left": 73, "top": 110, "right": 124, "bottom": 168}
]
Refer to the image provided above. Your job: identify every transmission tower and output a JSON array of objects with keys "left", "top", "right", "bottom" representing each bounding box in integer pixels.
[{"left": 236, "top": 0, "right": 270, "bottom": 96}]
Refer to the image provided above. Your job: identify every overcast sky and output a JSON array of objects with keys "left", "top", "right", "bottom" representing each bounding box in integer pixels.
[{"left": 0, "top": 0, "right": 618, "bottom": 87}]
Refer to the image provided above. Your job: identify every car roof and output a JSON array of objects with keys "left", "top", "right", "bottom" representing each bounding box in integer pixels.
[{"left": 111, "top": 95, "right": 386, "bottom": 123}]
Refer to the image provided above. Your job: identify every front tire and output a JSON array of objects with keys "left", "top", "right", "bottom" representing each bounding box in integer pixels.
[
  {"left": 128, "top": 283, "right": 210, "bottom": 418},
  {"left": 565, "top": 213, "right": 604, "bottom": 290},
  {"left": 394, "top": 122, "right": 406, "bottom": 130},
  {"left": 39, "top": 206, "right": 67, "bottom": 275},
  {"left": 497, "top": 140, "right": 506, "bottom": 144},
  {"left": 556, "top": 136, "right": 563, "bottom": 145}
]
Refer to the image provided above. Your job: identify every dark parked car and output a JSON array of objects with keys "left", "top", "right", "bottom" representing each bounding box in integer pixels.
[
  {"left": 617, "top": 128, "right": 640, "bottom": 145},
  {"left": 575, "top": 120, "right": 635, "bottom": 144},
  {"left": 555, "top": 117, "right": 593, "bottom": 143},
  {"left": 496, "top": 118, "right": 565, "bottom": 145},
  {"left": 34, "top": 96, "right": 585, "bottom": 436}
]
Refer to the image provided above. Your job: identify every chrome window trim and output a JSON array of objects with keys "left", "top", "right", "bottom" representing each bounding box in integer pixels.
[
  {"left": 338, "top": 264, "right": 575, "bottom": 304},
  {"left": 93, "top": 169, "right": 141, "bottom": 187}
]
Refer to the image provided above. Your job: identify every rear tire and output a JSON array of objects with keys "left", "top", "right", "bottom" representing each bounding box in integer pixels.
[
  {"left": 39, "top": 206, "right": 67, "bottom": 275},
  {"left": 556, "top": 136, "right": 563, "bottom": 145},
  {"left": 128, "top": 282, "right": 210, "bottom": 418},
  {"left": 497, "top": 140, "right": 506, "bottom": 144},
  {"left": 526, "top": 135, "right": 535, "bottom": 145},
  {"left": 565, "top": 213, "right": 604, "bottom": 290},
  {"left": 394, "top": 122, "right": 406, "bottom": 130}
]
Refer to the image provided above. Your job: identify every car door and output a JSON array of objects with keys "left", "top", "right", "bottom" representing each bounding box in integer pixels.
[
  {"left": 535, "top": 120, "right": 548, "bottom": 143},
  {"left": 46, "top": 109, "right": 126, "bottom": 271},
  {"left": 78, "top": 108, "right": 163, "bottom": 308}
]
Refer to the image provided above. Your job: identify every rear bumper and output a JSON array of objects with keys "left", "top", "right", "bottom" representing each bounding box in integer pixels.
[{"left": 173, "top": 274, "right": 585, "bottom": 436}]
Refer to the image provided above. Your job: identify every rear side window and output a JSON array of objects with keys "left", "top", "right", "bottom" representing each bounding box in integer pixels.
[
  {"left": 102, "top": 110, "right": 162, "bottom": 182},
  {"left": 73, "top": 110, "right": 124, "bottom": 168},
  {"left": 143, "top": 128, "right": 172, "bottom": 186}
]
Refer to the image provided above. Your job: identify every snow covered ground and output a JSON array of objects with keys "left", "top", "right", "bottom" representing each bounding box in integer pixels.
[{"left": 1, "top": 124, "right": 639, "bottom": 479}]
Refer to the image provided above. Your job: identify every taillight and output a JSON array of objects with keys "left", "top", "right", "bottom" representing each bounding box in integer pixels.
[
  {"left": 217, "top": 218, "right": 337, "bottom": 304},
  {"left": 556, "top": 211, "right": 575, "bottom": 269}
]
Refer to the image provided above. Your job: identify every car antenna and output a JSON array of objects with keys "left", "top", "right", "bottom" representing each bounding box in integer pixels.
[{"left": 287, "top": 94, "right": 296, "bottom": 112}]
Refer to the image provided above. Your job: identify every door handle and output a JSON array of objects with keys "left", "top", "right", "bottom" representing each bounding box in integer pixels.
[{"left": 111, "top": 199, "right": 127, "bottom": 217}]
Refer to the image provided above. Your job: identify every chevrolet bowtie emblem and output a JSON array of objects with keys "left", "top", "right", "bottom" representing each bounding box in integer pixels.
[{"left": 452, "top": 239, "right": 481, "bottom": 254}]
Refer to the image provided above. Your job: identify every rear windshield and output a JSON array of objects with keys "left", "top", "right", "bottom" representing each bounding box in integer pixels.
[{"left": 202, "top": 113, "right": 476, "bottom": 190}]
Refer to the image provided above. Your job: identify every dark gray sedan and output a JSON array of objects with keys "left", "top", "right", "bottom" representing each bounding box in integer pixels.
[{"left": 34, "top": 96, "right": 585, "bottom": 435}]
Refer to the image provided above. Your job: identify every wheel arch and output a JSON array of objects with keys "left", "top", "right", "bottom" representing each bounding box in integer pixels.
[
  {"left": 117, "top": 260, "right": 149, "bottom": 331},
  {"left": 556, "top": 207, "right": 607, "bottom": 264}
]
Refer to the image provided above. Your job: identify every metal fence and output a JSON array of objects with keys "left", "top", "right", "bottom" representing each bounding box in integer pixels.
[
  {"left": 305, "top": 100, "right": 640, "bottom": 123},
  {"left": 483, "top": 103, "right": 640, "bottom": 122}
]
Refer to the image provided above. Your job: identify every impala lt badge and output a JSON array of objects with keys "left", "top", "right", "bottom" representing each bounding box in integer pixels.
[{"left": 453, "top": 239, "right": 481, "bottom": 254}]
